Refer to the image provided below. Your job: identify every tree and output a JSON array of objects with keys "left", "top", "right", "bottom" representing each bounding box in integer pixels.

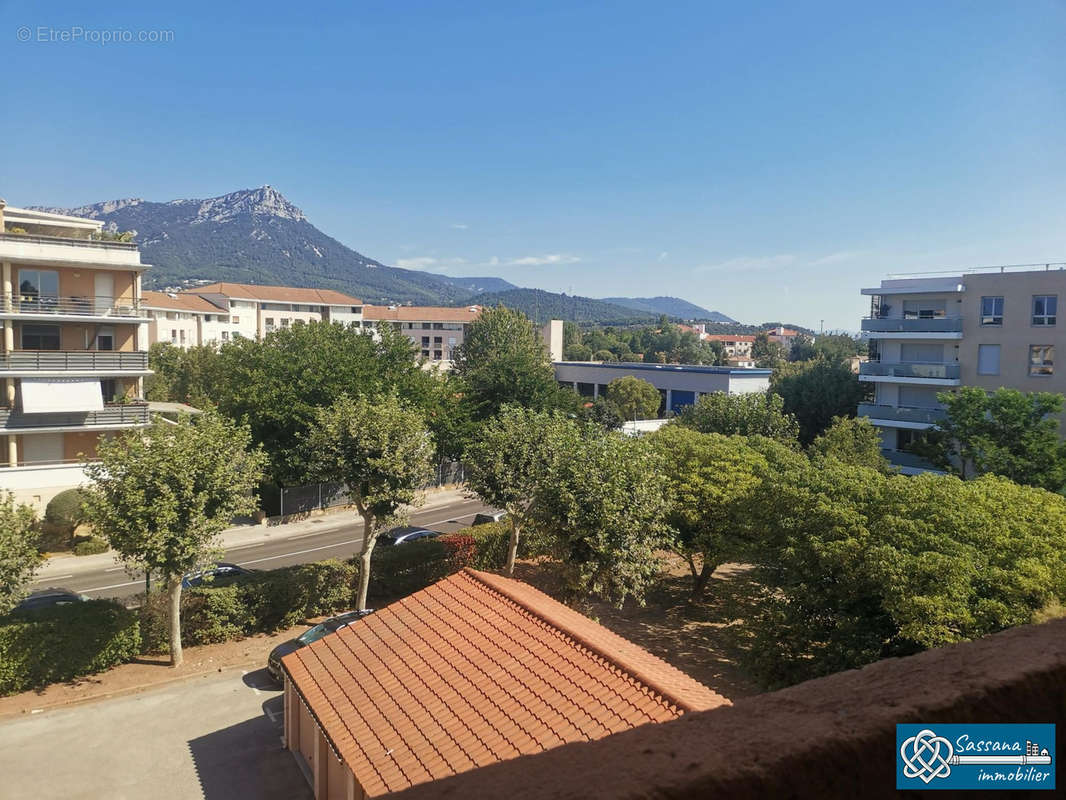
[
  {"left": 144, "top": 343, "right": 225, "bottom": 407},
  {"left": 648, "top": 427, "right": 766, "bottom": 599},
  {"left": 606, "top": 376, "right": 661, "bottom": 420},
  {"left": 535, "top": 426, "right": 670, "bottom": 605},
  {"left": 771, "top": 358, "right": 869, "bottom": 444},
  {"left": 676, "top": 391, "right": 799, "bottom": 444},
  {"left": 583, "top": 396, "right": 624, "bottom": 430},
  {"left": 465, "top": 407, "right": 573, "bottom": 574},
  {"left": 809, "top": 415, "right": 889, "bottom": 471},
  {"left": 814, "top": 334, "right": 860, "bottom": 364},
  {"left": 83, "top": 411, "right": 266, "bottom": 666},
  {"left": 307, "top": 394, "right": 435, "bottom": 609},
  {"left": 752, "top": 332, "right": 786, "bottom": 368},
  {"left": 0, "top": 493, "right": 39, "bottom": 614},
  {"left": 592, "top": 349, "right": 617, "bottom": 362},
  {"left": 924, "top": 387, "right": 1066, "bottom": 490}
]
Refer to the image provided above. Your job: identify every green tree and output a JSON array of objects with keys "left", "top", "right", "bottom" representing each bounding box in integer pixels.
[
  {"left": 465, "top": 407, "right": 573, "bottom": 574},
  {"left": 648, "top": 427, "right": 766, "bottom": 599},
  {"left": 564, "top": 343, "right": 593, "bottom": 360},
  {"left": 925, "top": 387, "right": 1066, "bottom": 489},
  {"left": 593, "top": 349, "right": 617, "bottom": 362},
  {"left": 676, "top": 391, "right": 799, "bottom": 444},
  {"left": 0, "top": 493, "right": 39, "bottom": 615},
  {"left": 453, "top": 305, "right": 566, "bottom": 420},
  {"left": 771, "top": 358, "right": 869, "bottom": 444},
  {"left": 584, "top": 396, "right": 624, "bottom": 430},
  {"left": 83, "top": 411, "right": 266, "bottom": 666},
  {"left": 752, "top": 332, "right": 786, "bottom": 368},
  {"left": 606, "top": 376, "right": 661, "bottom": 420},
  {"left": 814, "top": 334, "right": 860, "bottom": 364},
  {"left": 809, "top": 415, "right": 889, "bottom": 471},
  {"left": 307, "top": 394, "right": 435, "bottom": 609},
  {"left": 535, "top": 426, "right": 669, "bottom": 605},
  {"left": 144, "top": 343, "right": 225, "bottom": 407}
]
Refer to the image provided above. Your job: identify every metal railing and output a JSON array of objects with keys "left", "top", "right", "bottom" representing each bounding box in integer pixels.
[
  {"left": 1, "top": 294, "right": 146, "bottom": 318},
  {"left": 860, "top": 317, "right": 963, "bottom": 333},
  {"left": 858, "top": 403, "right": 946, "bottom": 425},
  {"left": 0, "top": 232, "right": 138, "bottom": 251},
  {"left": 859, "top": 361, "right": 961, "bottom": 380},
  {"left": 0, "top": 402, "right": 150, "bottom": 430},
  {"left": 0, "top": 351, "right": 149, "bottom": 372},
  {"left": 882, "top": 450, "right": 939, "bottom": 470}
]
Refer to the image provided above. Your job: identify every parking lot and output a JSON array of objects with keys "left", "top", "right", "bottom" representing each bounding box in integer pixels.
[{"left": 0, "top": 668, "right": 312, "bottom": 800}]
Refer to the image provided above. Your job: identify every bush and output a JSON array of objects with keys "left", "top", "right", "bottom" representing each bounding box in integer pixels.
[
  {"left": 73, "top": 536, "right": 109, "bottom": 556},
  {"left": 44, "top": 488, "right": 90, "bottom": 535},
  {"left": 0, "top": 600, "right": 141, "bottom": 695},
  {"left": 367, "top": 538, "right": 453, "bottom": 599},
  {"left": 457, "top": 521, "right": 554, "bottom": 571}
]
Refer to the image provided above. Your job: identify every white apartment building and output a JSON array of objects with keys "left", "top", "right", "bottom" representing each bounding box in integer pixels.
[
  {"left": 362, "top": 305, "right": 482, "bottom": 367},
  {"left": 859, "top": 265, "right": 1065, "bottom": 473},
  {"left": 0, "top": 201, "right": 152, "bottom": 508}
]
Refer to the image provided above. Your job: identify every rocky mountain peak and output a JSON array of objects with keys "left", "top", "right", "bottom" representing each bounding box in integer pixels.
[{"left": 173, "top": 185, "right": 306, "bottom": 224}]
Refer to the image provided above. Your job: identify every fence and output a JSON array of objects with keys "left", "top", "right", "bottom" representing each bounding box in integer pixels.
[{"left": 272, "top": 462, "right": 466, "bottom": 517}]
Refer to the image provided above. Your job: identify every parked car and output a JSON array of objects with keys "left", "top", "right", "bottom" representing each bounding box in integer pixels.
[
  {"left": 15, "top": 588, "right": 90, "bottom": 613},
  {"left": 182, "top": 562, "right": 255, "bottom": 589},
  {"left": 267, "top": 609, "right": 375, "bottom": 682},
  {"left": 472, "top": 511, "right": 508, "bottom": 526},
  {"left": 376, "top": 526, "right": 441, "bottom": 546}
]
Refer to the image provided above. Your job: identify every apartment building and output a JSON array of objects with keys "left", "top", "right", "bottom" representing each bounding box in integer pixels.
[
  {"left": 143, "top": 291, "right": 231, "bottom": 347},
  {"left": 702, "top": 334, "right": 755, "bottom": 357},
  {"left": 0, "top": 201, "right": 152, "bottom": 507},
  {"left": 362, "top": 304, "right": 481, "bottom": 364},
  {"left": 859, "top": 265, "right": 1065, "bottom": 473}
]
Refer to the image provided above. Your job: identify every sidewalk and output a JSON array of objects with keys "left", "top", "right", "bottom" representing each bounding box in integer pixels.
[{"left": 35, "top": 486, "right": 470, "bottom": 581}]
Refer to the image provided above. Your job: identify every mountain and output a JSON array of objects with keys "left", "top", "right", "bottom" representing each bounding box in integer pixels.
[
  {"left": 34, "top": 187, "right": 474, "bottom": 305},
  {"left": 601, "top": 295, "right": 737, "bottom": 323},
  {"left": 465, "top": 288, "right": 657, "bottom": 325},
  {"left": 439, "top": 276, "right": 519, "bottom": 295}
]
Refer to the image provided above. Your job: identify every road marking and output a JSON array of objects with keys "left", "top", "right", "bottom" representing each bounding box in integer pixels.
[
  {"left": 236, "top": 538, "right": 363, "bottom": 566},
  {"left": 243, "top": 670, "right": 261, "bottom": 696},
  {"left": 420, "top": 512, "right": 477, "bottom": 527},
  {"left": 34, "top": 574, "right": 73, "bottom": 582},
  {"left": 265, "top": 707, "right": 279, "bottom": 723},
  {"left": 105, "top": 566, "right": 125, "bottom": 572},
  {"left": 82, "top": 579, "right": 142, "bottom": 592}
]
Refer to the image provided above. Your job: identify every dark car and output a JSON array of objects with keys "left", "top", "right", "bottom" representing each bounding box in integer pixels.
[
  {"left": 472, "top": 511, "right": 508, "bottom": 526},
  {"left": 182, "top": 562, "right": 254, "bottom": 589},
  {"left": 15, "top": 588, "right": 90, "bottom": 613},
  {"left": 376, "top": 526, "right": 441, "bottom": 546},
  {"left": 267, "top": 609, "right": 375, "bottom": 682}
]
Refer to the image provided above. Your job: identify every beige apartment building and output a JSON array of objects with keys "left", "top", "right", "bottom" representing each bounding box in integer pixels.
[
  {"left": 0, "top": 201, "right": 152, "bottom": 507},
  {"left": 859, "top": 264, "right": 1064, "bottom": 473}
]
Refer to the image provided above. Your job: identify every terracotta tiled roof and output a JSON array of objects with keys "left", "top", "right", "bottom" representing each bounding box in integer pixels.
[
  {"left": 142, "top": 290, "right": 225, "bottom": 313},
  {"left": 185, "top": 282, "right": 362, "bottom": 305},
  {"left": 703, "top": 334, "right": 756, "bottom": 343},
  {"left": 363, "top": 304, "right": 482, "bottom": 323},
  {"left": 282, "top": 568, "right": 728, "bottom": 797}
]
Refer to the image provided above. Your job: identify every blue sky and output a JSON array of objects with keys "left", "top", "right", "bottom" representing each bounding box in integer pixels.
[{"left": 4, "top": 0, "right": 1064, "bottom": 330}]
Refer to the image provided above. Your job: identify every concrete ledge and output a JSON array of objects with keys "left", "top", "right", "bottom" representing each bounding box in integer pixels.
[{"left": 390, "top": 618, "right": 1066, "bottom": 800}]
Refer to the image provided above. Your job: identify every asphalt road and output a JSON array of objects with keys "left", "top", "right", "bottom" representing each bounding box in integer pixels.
[{"left": 32, "top": 497, "right": 492, "bottom": 603}]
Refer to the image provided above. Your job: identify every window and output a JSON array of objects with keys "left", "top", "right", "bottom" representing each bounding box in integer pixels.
[
  {"left": 171, "top": 329, "right": 178, "bottom": 343},
  {"left": 448, "top": 337, "right": 457, "bottom": 346},
  {"left": 977, "top": 344, "right": 1000, "bottom": 375},
  {"left": 902, "top": 300, "right": 946, "bottom": 319},
  {"left": 352, "top": 306, "right": 362, "bottom": 314},
  {"left": 421, "top": 349, "right": 430, "bottom": 357},
  {"left": 980, "top": 296, "right": 1003, "bottom": 326},
  {"left": 1032, "top": 296, "right": 1057, "bottom": 326},
  {"left": 265, "top": 317, "right": 275, "bottom": 329},
  {"left": 900, "top": 342, "right": 944, "bottom": 363},
  {"left": 421, "top": 336, "right": 430, "bottom": 347},
  {"left": 17, "top": 269, "right": 59, "bottom": 301},
  {"left": 433, "top": 336, "right": 442, "bottom": 344},
  {"left": 433, "top": 350, "right": 443, "bottom": 360},
  {"left": 20, "top": 324, "right": 61, "bottom": 350},
  {"left": 231, "top": 316, "right": 239, "bottom": 324},
  {"left": 1029, "top": 345, "right": 1054, "bottom": 376},
  {"left": 179, "top": 329, "right": 186, "bottom": 344},
  {"left": 281, "top": 318, "right": 290, "bottom": 327},
  {"left": 221, "top": 331, "right": 229, "bottom": 341},
  {"left": 95, "top": 327, "right": 114, "bottom": 352}
]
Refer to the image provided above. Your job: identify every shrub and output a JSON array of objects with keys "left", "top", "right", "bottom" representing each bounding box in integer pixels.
[
  {"left": 44, "top": 488, "right": 90, "bottom": 535},
  {"left": 0, "top": 600, "right": 141, "bottom": 695},
  {"left": 458, "top": 521, "right": 554, "bottom": 571},
  {"left": 367, "top": 538, "right": 452, "bottom": 599},
  {"left": 73, "top": 537, "right": 109, "bottom": 556}
]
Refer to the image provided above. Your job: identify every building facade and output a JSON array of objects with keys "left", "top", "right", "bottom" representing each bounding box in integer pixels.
[
  {"left": 0, "top": 202, "right": 152, "bottom": 508},
  {"left": 362, "top": 304, "right": 482, "bottom": 365},
  {"left": 859, "top": 265, "right": 1065, "bottom": 473},
  {"left": 554, "top": 361, "right": 771, "bottom": 416}
]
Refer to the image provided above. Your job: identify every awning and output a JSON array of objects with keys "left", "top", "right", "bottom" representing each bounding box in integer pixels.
[{"left": 20, "top": 378, "right": 104, "bottom": 413}]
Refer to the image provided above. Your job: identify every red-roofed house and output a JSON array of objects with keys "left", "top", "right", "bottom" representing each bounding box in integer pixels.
[{"left": 281, "top": 568, "right": 729, "bottom": 799}]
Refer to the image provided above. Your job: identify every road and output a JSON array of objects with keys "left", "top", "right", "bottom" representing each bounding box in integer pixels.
[{"left": 31, "top": 496, "right": 492, "bottom": 603}]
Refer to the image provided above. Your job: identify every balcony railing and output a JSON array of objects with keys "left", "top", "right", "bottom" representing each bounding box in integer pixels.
[
  {"left": 1, "top": 294, "right": 146, "bottom": 319},
  {"left": 0, "top": 232, "right": 138, "bottom": 251},
  {"left": 858, "top": 403, "right": 946, "bottom": 426},
  {"left": 860, "top": 316, "right": 963, "bottom": 333},
  {"left": 0, "top": 351, "right": 149, "bottom": 372},
  {"left": 859, "top": 361, "right": 961, "bottom": 380},
  {"left": 0, "top": 402, "right": 149, "bottom": 430},
  {"left": 882, "top": 449, "right": 940, "bottom": 471}
]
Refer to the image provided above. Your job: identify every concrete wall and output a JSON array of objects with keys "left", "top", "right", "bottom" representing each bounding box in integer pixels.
[
  {"left": 390, "top": 618, "right": 1066, "bottom": 800},
  {"left": 0, "top": 461, "right": 92, "bottom": 510},
  {"left": 554, "top": 362, "right": 772, "bottom": 395}
]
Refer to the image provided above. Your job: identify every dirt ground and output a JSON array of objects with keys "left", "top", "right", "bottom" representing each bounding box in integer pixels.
[{"left": 511, "top": 555, "right": 762, "bottom": 700}]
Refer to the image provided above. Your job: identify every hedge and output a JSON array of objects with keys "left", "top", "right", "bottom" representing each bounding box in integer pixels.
[
  {"left": 73, "top": 536, "right": 109, "bottom": 556},
  {"left": 0, "top": 600, "right": 141, "bottom": 695},
  {"left": 44, "top": 488, "right": 90, "bottom": 535}
]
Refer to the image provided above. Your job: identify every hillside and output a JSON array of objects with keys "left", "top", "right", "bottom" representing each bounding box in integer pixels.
[
  {"left": 601, "top": 295, "right": 736, "bottom": 322},
  {"left": 467, "top": 288, "right": 657, "bottom": 325},
  {"left": 440, "top": 276, "right": 519, "bottom": 295},
  {"left": 34, "top": 187, "right": 472, "bottom": 305}
]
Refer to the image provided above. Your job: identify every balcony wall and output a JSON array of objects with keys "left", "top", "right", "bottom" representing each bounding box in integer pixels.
[
  {"left": 860, "top": 317, "right": 963, "bottom": 333},
  {"left": 391, "top": 618, "right": 1066, "bottom": 800},
  {"left": 0, "top": 351, "right": 149, "bottom": 373},
  {"left": 858, "top": 402, "right": 946, "bottom": 426},
  {"left": 859, "top": 362, "right": 961, "bottom": 380},
  {"left": 0, "top": 403, "right": 149, "bottom": 431},
  {"left": 0, "top": 232, "right": 142, "bottom": 268}
]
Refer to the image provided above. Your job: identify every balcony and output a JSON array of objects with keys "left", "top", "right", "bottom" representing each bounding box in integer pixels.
[
  {"left": 858, "top": 402, "right": 946, "bottom": 427},
  {"left": 858, "top": 361, "right": 960, "bottom": 383},
  {"left": 860, "top": 316, "right": 963, "bottom": 334},
  {"left": 0, "top": 351, "right": 150, "bottom": 375},
  {"left": 0, "top": 294, "right": 147, "bottom": 322},
  {"left": 0, "top": 402, "right": 150, "bottom": 432},
  {"left": 0, "top": 232, "right": 143, "bottom": 269},
  {"left": 883, "top": 449, "right": 944, "bottom": 474}
]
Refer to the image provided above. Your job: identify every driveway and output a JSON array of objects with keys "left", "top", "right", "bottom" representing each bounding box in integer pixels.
[{"left": 0, "top": 668, "right": 311, "bottom": 800}]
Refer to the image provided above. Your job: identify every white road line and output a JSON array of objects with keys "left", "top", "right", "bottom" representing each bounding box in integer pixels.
[
  {"left": 420, "top": 512, "right": 476, "bottom": 527},
  {"left": 105, "top": 566, "right": 125, "bottom": 572},
  {"left": 236, "top": 538, "right": 363, "bottom": 566},
  {"left": 82, "top": 579, "right": 142, "bottom": 592},
  {"left": 34, "top": 574, "right": 73, "bottom": 582}
]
